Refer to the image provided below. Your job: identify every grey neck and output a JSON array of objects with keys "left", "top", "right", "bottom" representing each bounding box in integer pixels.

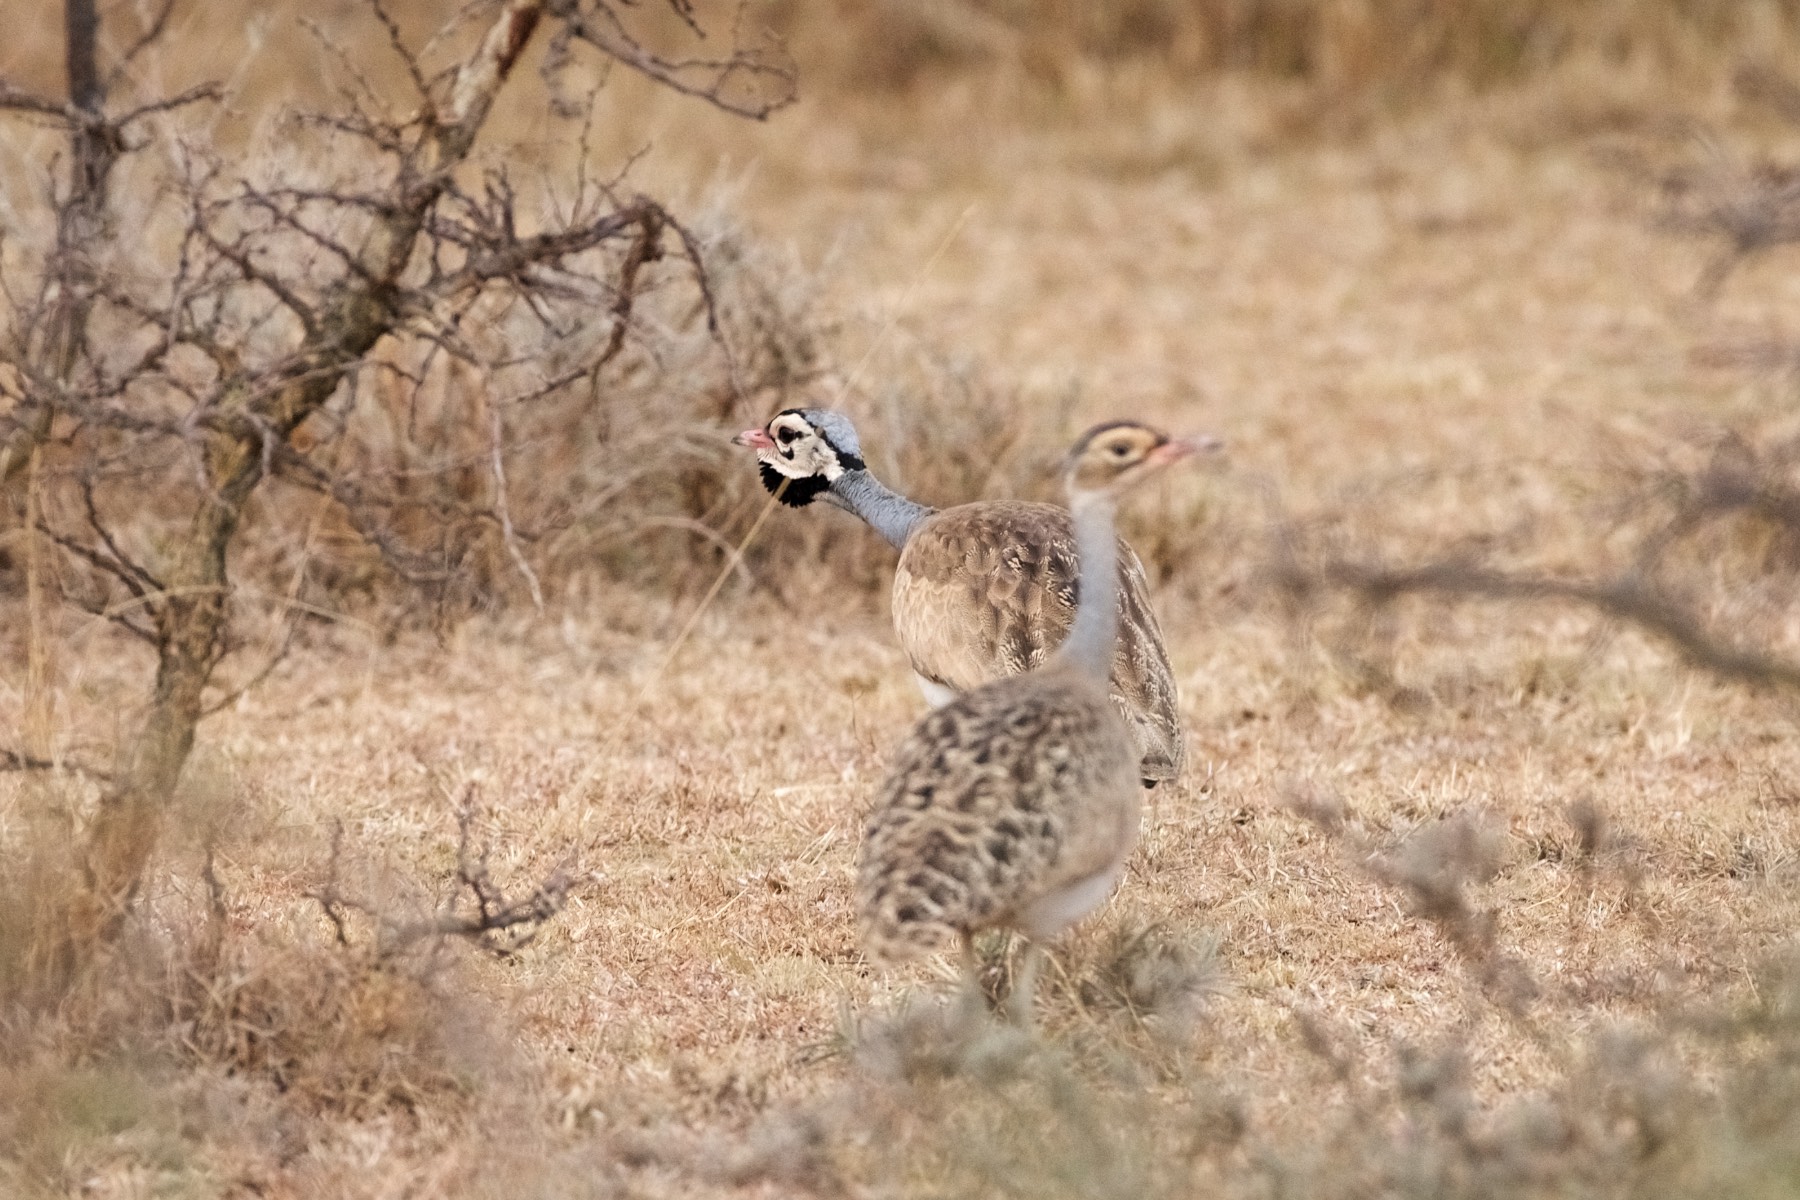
[
  {"left": 825, "top": 468, "right": 933, "bottom": 550},
  {"left": 1052, "top": 493, "right": 1118, "bottom": 681}
]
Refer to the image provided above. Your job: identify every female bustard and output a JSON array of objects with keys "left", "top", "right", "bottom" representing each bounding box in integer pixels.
[
  {"left": 855, "top": 421, "right": 1214, "bottom": 1025},
  {"left": 733, "top": 408, "right": 1189, "bottom": 788}
]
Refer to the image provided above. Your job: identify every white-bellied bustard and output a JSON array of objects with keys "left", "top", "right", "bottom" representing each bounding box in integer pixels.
[
  {"left": 852, "top": 421, "right": 1217, "bottom": 1026},
  {"left": 733, "top": 408, "right": 1189, "bottom": 789}
]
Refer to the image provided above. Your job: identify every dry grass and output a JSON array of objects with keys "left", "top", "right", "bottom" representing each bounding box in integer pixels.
[
  {"left": 767, "top": 0, "right": 1800, "bottom": 104},
  {"left": 7, "top": 2, "right": 1800, "bottom": 1196}
]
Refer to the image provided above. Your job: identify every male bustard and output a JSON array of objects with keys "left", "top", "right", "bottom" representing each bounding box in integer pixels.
[
  {"left": 733, "top": 408, "right": 1189, "bottom": 788},
  {"left": 855, "top": 421, "right": 1216, "bottom": 1026}
]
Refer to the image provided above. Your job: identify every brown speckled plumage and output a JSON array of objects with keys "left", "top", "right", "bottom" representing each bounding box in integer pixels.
[
  {"left": 854, "top": 422, "right": 1213, "bottom": 1018},
  {"left": 856, "top": 664, "right": 1140, "bottom": 965},
  {"left": 732, "top": 408, "right": 1187, "bottom": 787},
  {"left": 891, "top": 500, "right": 1184, "bottom": 784}
]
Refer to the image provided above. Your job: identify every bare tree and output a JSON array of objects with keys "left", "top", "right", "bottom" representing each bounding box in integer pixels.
[{"left": 0, "top": 0, "right": 794, "bottom": 977}]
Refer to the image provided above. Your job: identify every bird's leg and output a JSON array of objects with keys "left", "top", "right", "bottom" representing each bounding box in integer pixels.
[
  {"left": 1006, "top": 939, "right": 1044, "bottom": 1032},
  {"left": 958, "top": 929, "right": 985, "bottom": 1018}
]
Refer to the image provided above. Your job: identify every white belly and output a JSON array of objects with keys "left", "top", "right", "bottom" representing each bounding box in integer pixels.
[
  {"left": 1018, "top": 865, "right": 1127, "bottom": 940},
  {"left": 913, "top": 672, "right": 959, "bottom": 708}
]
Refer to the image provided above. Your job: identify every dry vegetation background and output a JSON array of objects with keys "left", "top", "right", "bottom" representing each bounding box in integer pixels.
[{"left": 7, "top": 1, "right": 1800, "bottom": 1196}]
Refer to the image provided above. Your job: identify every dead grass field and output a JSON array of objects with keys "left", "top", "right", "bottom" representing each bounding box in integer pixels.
[{"left": 7, "top": 3, "right": 1800, "bottom": 1196}]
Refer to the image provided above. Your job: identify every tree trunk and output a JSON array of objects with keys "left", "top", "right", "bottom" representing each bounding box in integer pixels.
[
  {"left": 60, "top": 1, "right": 549, "bottom": 961},
  {"left": 1, "top": 0, "right": 111, "bottom": 488},
  {"left": 72, "top": 440, "right": 251, "bottom": 946}
]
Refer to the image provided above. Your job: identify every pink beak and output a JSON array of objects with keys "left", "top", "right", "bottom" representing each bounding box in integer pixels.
[
  {"left": 732, "top": 427, "right": 775, "bottom": 450},
  {"left": 1151, "top": 433, "right": 1225, "bottom": 465}
]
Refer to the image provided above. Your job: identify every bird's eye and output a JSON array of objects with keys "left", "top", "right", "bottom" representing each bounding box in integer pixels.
[
  {"left": 1110, "top": 442, "right": 1130, "bottom": 458},
  {"left": 776, "top": 426, "right": 800, "bottom": 444}
]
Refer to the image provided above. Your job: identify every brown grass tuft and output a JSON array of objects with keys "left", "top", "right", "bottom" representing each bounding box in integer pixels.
[{"left": 1078, "top": 919, "right": 1227, "bottom": 1033}]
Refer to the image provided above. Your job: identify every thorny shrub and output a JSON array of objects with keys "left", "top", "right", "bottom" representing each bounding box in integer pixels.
[{"left": 0, "top": 780, "right": 569, "bottom": 1192}]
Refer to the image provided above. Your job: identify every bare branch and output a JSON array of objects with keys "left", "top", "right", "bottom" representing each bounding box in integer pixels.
[
  {"left": 106, "top": 0, "right": 179, "bottom": 91},
  {"left": 1276, "top": 426, "right": 1800, "bottom": 702},
  {"left": 240, "top": 189, "right": 381, "bottom": 286},
  {"left": 38, "top": 513, "right": 151, "bottom": 607},
  {"left": 545, "top": 0, "right": 796, "bottom": 120},
  {"left": 429, "top": 202, "right": 656, "bottom": 297},
  {"left": 663, "top": 210, "right": 745, "bottom": 409},
  {"left": 307, "top": 790, "right": 578, "bottom": 961},
  {"left": 442, "top": 0, "right": 544, "bottom": 144},
  {"left": 1645, "top": 126, "right": 1800, "bottom": 299},
  {"left": 600, "top": 202, "right": 663, "bottom": 365},
  {"left": 269, "top": 444, "right": 460, "bottom": 585},
  {"left": 0, "top": 747, "right": 113, "bottom": 781},
  {"left": 0, "top": 82, "right": 99, "bottom": 126},
  {"left": 308, "top": 821, "right": 357, "bottom": 949},
  {"left": 488, "top": 403, "right": 544, "bottom": 611},
  {"left": 28, "top": 520, "right": 161, "bottom": 643},
  {"left": 370, "top": 0, "right": 433, "bottom": 104},
  {"left": 80, "top": 472, "right": 164, "bottom": 595},
  {"left": 200, "top": 620, "right": 300, "bottom": 718},
  {"left": 114, "top": 83, "right": 224, "bottom": 131},
  {"left": 197, "top": 223, "right": 321, "bottom": 339},
  {"left": 1297, "top": 556, "right": 1800, "bottom": 696}
]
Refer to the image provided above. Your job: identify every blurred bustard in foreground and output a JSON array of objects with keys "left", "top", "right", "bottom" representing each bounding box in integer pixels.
[
  {"left": 733, "top": 408, "right": 1190, "bottom": 788},
  {"left": 852, "top": 421, "right": 1217, "bottom": 1025}
]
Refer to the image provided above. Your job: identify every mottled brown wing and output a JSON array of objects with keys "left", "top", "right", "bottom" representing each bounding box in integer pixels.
[
  {"left": 855, "top": 671, "right": 1139, "bottom": 965},
  {"left": 1113, "top": 540, "right": 1186, "bottom": 783},
  {"left": 891, "top": 501, "right": 1186, "bottom": 783}
]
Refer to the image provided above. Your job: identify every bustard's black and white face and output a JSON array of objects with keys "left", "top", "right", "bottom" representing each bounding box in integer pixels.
[{"left": 730, "top": 408, "right": 867, "bottom": 507}]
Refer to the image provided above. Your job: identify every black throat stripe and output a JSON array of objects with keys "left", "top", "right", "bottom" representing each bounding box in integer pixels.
[{"left": 760, "top": 462, "right": 831, "bottom": 507}]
